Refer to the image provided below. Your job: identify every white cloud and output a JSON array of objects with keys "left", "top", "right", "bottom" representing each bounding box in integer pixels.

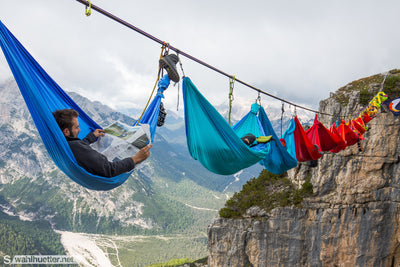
[{"left": 0, "top": 0, "right": 399, "bottom": 115}]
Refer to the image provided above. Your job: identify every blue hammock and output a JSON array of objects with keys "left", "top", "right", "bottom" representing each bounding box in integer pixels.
[
  {"left": 232, "top": 103, "right": 265, "bottom": 140},
  {"left": 258, "top": 109, "right": 298, "bottom": 174},
  {"left": 233, "top": 102, "right": 297, "bottom": 174},
  {"left": 280, "top": 118, "right": 298, "bottom": 160},
  {"left": 182, "top": 77, "right": 268, "bottom": 175},
  {"left": 135, "top": 75, "right": 169, "bottom": 142},
  {"left": 0, "top": 21, "right": 163, "bottom": 190}
]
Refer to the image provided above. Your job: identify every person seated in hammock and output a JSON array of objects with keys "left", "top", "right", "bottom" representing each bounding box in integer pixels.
[
  {"left": 241, "top": 133, "right": 272, "bottom": 147},
  {"left": 53, "top": 109, "right": 152, "bottom": 178}
]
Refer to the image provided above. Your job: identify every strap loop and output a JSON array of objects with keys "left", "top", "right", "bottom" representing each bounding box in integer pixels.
[
  {"left": 280, "top": 102, "right": 285, "bottom": 136},
  {"left": 162, "top": 42, "right": 170, "bottom": 56},
  {"left": 256, "top": 91, "right": 261, "bottom": 105},
  {"left": 228, "top": 76, "right": 235, "bottom": 125},
  {"left": 135, "top": 46, "right": 166, "bottom": 125},
  {"left": 177, "top": 51, "right": 186, "bottom": 77},
  {"left": 85, "top": 0, "right": 92, "bottom": 16}
]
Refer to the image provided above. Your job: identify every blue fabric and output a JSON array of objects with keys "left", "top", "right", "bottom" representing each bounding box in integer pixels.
[
  {"left": 232, "top": 103, "right": 269, "bottom": 151},
  {"left": 158, "top": 74, "right": 170, "bottom": 90},
  {"left": 232, "top": 103, "right": 265, "bottom": 139},
  {"left": 257, "top": 107, "right": 298, "bottom": 174},
  {"left": 135, "top": 74, "right": 170, "bottom": 142},
  {"left": 0, "top": 21, "right": 139, "bottom": 190},
  {"left": 182, "top": 77, "right": 268, "bottom": 175},
  {"left": 280, "top": 118, "right": 297, "bottom": 160},
  {"left": 383, "top": 97, "right": 400, "bottom": 116}
]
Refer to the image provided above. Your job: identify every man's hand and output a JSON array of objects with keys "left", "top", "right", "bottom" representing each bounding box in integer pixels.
[
  {"left": 93, "top": 129, "right": 106, "bottom": 138},
  {"left": 132, "top": 144, "right": 152, "bottom": 165}
]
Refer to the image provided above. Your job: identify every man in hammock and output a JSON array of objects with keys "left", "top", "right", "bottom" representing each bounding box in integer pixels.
[
  {"left": 241, "top": 133, "right": 272, "bottom": 147},
  {"left": 53, "top": 109, "right": 152, "bottom": 178}
]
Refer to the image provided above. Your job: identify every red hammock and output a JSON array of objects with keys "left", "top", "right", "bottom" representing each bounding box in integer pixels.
[
  {"left": 355, "top": 116, "right": 367, "bottom": 128},
  {"left": 329, "top": 124, "right": 347, "bottom": 153},
  {"left": 337, "top": 120, "right": 359, "bottom": 146},
  {"left": 351, "top": 119, "right": 367, "bottom": 135},
  {"left": 362, "top": 112, "right": 373, "bottom": 124},
  {"left": 294, "top": 116, "right": 322, "bottom": 162},
  {"left": 305, "top": 114, "right": 340, "bottom": 152}
]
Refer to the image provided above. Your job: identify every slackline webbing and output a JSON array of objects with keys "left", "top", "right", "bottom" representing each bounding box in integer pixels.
[{"left": 75, "top": 0, "right": 332, "bottom": 116}]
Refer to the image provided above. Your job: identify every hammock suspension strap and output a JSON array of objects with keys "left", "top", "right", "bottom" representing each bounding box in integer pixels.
[
  {"left": 175, "top": 51, "right": 185, "bottom": 111},
  {"left": 135, "top": 44, "right": 167, "bottom": 125},
  {"left": 256, "top": 91, "right": 261, "bottom": 105},
  {"left": 280, "top": 102, "right": 285, "bottom": 136},
  {"left": 85, "top": 0, "right": 92, "bottom": 16},
  {"left": 228, "top": 75, "right": 235, "bottom": 125}
]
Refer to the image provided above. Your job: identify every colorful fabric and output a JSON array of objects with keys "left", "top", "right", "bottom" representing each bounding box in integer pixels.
[
  {"left": 355, "top": 116, "right": 367, "bottom": 129},
  {"left": 383, "top": 97, "right": 400, "bottom": 116},
  {"left": 337, "top": 120, "right": 359, "bottom": 146},
  {"left": 0, "top": 21, "right": 162, "bottom": 190},
  {"left": 182, "top": 77, "right": 268, "bottom": 175},
  {"left": 257, "top": 107, "right": 297, "bottom": 174},
  {"left": 368, "top": 91, "right": 388, "bottom": 109},
  {"left": 351, "top": 119, "right": 367, "bottom": 135},
  {"left": 362, "top": 112, "right": 373, "bottom": 123},
  {"left": 280, "top": 119, "right": 297, "bottom": 160},
  {"left": 305, "top": 114, "right": 340, "bottom": 152},
  {"left": 293, "top": 116, "right": 322, "bottom": 162},
  {"left": 329, "top": 124, "right": 347, "bottom": 153},
  {"left": 134, "top": 74, "right": 170, "bottom": 142},
  {"left": 256, "top": 135, "right": 272, "bottom": 143}
]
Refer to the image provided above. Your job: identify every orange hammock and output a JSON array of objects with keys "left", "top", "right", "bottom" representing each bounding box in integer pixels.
[
  {"left": 336, "top": 120, "right": 360, "bottom": 146},
  {"left": 329, "top": 124, "right": 347, "bottom": 153}
]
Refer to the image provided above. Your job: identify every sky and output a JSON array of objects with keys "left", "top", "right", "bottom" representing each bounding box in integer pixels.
[{"left": 0, "top": 0, "right": 399, "bottom": 116}]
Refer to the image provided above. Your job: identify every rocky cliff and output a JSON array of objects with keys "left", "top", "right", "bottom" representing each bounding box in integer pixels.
[{"left": 207, "top": 70, "right": 400, "bottom": 266}]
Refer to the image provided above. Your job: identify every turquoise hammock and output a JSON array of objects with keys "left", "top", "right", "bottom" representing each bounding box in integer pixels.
[
  {"left": 0, "top": 21, "right": 163, "bottom": 190},
  {"left": 232, "top": 102, "right": 298, "bottom": 174},
  {"left": 182, "top": 77, "right": 269, "bottom": 175},
  {"left": 232, "top": 103, "right": 265, "bottom": 138},
  {"left": 182, "top": 77, "right": 299, "bottom": 175},
  {"left": 257, "top": 108, "right": 298, "bottom": 174}
]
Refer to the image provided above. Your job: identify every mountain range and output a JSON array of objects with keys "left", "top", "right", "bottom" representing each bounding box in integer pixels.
[{"left": 0, "top": 77, "right": 313, "bottom": 265}]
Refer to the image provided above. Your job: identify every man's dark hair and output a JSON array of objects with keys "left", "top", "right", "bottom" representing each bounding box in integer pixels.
[
  {"left": 53, "top": 109, "right": 79, "bottom": 132},
  {"left": 241, "top": 133, "right": 256, "bottom": 146}
]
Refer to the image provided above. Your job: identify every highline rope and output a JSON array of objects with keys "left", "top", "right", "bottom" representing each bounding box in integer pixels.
[{"left": 75, "top": 0, "right": 332, "bottom": 116}]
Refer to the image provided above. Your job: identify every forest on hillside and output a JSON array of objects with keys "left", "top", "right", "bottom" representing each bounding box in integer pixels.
[{"left": 0, "top": 211, "right": 65, "bottom": 260}]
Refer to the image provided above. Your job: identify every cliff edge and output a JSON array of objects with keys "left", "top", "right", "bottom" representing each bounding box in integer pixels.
[{"left": 207, "top": 70, "right": 400, "bottom": 266}]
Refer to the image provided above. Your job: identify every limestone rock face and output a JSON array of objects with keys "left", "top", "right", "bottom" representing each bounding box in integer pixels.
[{"left": 207, "top": 72, "right": 400, "bottom": 266}]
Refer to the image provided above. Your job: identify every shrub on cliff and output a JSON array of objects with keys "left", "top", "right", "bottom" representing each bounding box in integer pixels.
[
  {"left": 383, "top": 74, "right": 400, "bottom": 99},
  {"left": 219, "top": 170, "right": 313, "bottom": 219}
]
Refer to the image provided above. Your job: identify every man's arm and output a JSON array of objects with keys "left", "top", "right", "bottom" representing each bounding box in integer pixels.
[
  {"left": 132, "top": 144, "right": 152, "bottom": 165},
  {"left": 93, "top": 129, "right": 105, "bottom": 138},
  {"left": 70, "top": 136, "right": 152, "bottom": 177},
  {"left": 82, "top": 129, "right": 105, "bottom": 144},
  {"left": 85, "top": 144, "right": 152, "bottom": 177}
]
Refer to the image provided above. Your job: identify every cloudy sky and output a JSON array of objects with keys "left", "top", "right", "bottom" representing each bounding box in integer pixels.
[{"left": 0, "top": 0, "right": 399, "bottom": 116}]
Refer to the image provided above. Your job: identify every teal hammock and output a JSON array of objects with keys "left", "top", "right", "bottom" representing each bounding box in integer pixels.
[
  {"left": 182, "top": 77, "right": 269, "bottom": 175},
  {"left": 0, "top": 21, "right": 164, "bottom": 190},
  {"left": 257, "top": 107, "right": 298, "bottom": 174},
  {"left": 233, "top": 103, "right": 298, "bottom": 174},
  {"left": 182, "top": 77, "right": 299, "bottom": 175}
]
